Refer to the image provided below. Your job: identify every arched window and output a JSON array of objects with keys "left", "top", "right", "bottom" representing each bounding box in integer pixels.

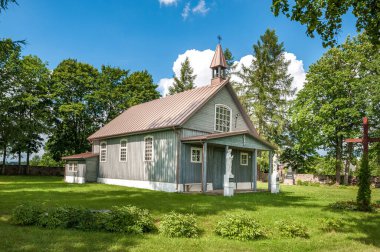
[
  {"left": 144, "top": 136, "right": 154, "bottom": 162},
  {"left": 100, "top": 141, "right": 107, "bottom": 162},
  {"left": 215, "top": 104, "right": 232, "bottom": 132},
  {"left": 119, "top": 139, "right": 127, "bottom": 162}
]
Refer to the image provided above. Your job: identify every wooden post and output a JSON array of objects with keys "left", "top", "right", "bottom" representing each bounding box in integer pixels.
[
  {"left": 202, "top": 142, "right": 208, "bottom": 192},
  {"left": 252, "top": 149, "right": 257, "bottom": 191},
  {"left": 268, "top": 151, "right": 273, "bottom": 191}
]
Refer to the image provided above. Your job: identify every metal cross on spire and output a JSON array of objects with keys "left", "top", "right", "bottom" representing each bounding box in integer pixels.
[{"left": 217, "top": 35, "right": 222, "bottom": 44}]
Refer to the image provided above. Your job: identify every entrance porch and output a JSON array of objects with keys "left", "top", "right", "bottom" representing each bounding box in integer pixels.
[{"left": 180, "top": 130, "right": 276, "bottom": 193}]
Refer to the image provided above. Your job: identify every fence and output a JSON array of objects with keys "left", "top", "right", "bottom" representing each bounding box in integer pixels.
[{"left": 1, "top": 165, "right": 64, "bottom": 176}]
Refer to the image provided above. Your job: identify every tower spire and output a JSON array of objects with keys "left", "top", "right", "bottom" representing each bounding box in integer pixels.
[{"left": 210, "top": 41, "right": 227, "bottom": 85}]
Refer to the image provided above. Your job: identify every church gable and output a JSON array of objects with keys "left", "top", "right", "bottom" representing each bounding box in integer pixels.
[{"left": 183, "top": 84, "right": 252, "bottom": 133}]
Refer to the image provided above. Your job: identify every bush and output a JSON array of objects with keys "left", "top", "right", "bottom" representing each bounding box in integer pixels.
[
  {"left": 296, "top": 180, "right": 320, "bottom": 187},
  {"left": 329, "top": 200, "right": 379, "bottom": 212},
  {"left": 159, "top": 212, "right": 201, "bottom": 238},
  {"left": 104, "top": 206, "right": 156, "bottom": 234},
  {"left": 10, "top": 203, "right": 44, "bottom": 226},
  {"left": 215, "top": 214, "right": 266, "bottom": 241},
  {"left": 320, "top": 218, "right": 344, "bottom": 232},
  {"left": 276, "top": 220, "right": 309, "bottom": 238}
]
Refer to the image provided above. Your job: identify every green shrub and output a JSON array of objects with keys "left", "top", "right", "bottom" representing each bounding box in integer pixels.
[
  {"left": 320, "top": 218, "right": 344, "bottom": 232},
  {"left": 276, "top": 220, "right": 309, "bottom": 238},
  {"left": 329, "top": 201, "right": 358, "bottom": 211},
  {"left": 296, "top": 180, "right": 320, "bottom": 186},
  {"left": 215, "top": 214, "right": 266, "bottom": 241},
  {"left": 104, "top": 206, "right": 155, "bottom": 234},
  {"left": 159, "top": 212, "right": 201, "bottom": 238},
  {"left": 38, "top": 207, "right": 72, "bottom": 229},
  {"left": 10, "top": 203, "right": 43, "bottom": 226}
]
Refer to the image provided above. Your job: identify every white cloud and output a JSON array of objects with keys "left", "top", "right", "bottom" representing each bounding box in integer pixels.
[
  {"left": 159, "top": 0, "right": 178, "bottom": 6},
  {"left": 192, "top": 0, "right": 209, "bottom": 15},
  {"left": 182, "top": 2, "right": 191, "bottom": 20},
  {"left": 283, "top": 52, "right": 306, "bottom": 92},
  {"left": 158, "top": 49, "right": 306, "bottom": 96}
]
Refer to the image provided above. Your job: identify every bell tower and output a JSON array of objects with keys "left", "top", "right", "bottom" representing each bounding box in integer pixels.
[{"left": 210, "top": 42, "right": 228, "bottom": 85}]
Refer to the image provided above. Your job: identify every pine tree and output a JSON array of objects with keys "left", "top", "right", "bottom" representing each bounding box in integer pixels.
[
  {"left": 237, "top": 29, "right": 294, "bottom": 145},
  {"left": 169, "top": 57, "right": 196, "bottom": 95}
]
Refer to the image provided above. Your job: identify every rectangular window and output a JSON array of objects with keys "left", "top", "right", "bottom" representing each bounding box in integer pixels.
[
  {"left": 144, "top": 136, "right": 153, "bottom": 161},
  {"left": 240, "top": 152, "right": 249, "bottom": 166},
  {"left": 100, "top": 141, "right": 107, "bottom": 162},
  {"left": 215, "top": 104, "right": 231, "bottom": 132},
  {"left": 191, "top": 147, "right": 202, "bottom": 163},
  {"left": 68, "top": 162, "right": 78, "bottom": 172},
  {"left": 120, "top": 139, "right": 127, "bottom": 162}
]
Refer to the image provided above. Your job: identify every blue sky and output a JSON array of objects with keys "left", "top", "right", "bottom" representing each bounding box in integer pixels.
[{"left": 1, "top": 0, "right": 358, "bottom": 93}]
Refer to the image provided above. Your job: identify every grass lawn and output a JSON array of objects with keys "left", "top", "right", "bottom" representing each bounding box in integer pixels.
[{"left": 0, "top": 176, "right": 379, "bottom": 252}]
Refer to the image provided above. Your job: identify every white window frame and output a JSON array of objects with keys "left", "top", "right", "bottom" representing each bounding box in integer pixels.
[
  {"left": 100, "top": 141, "right": 107, "bottom": 163},
  {"left": 214, "top": 104, "right": 232, "bottom": 133},
  {"left": 68, "top": 161, "right": 78, "bottom": 172},
  {"left": 144, "top": 136, "right": 154, "bottom": 162},
  {"left": 119, "top": 139, "right": 128, "bottom": 162},
  {"left": 240, "top": 152, "right": 249, "bottom": 166},
  {"left": 191, "top": 147, "right": 202, "bottom": 163}
]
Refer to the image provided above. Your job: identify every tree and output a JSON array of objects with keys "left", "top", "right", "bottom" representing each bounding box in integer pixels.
[
  {"left": 237, "top": 29, "right": 294, "bottom": 145},
  {"left": 47, "top": 59, "right": 99, "bottom": 161},
  {"left": 0, "top": 39, "right": 20, "bottom": 174},
  {"left": 11, "top": 55, "right": 51, "bottom": 172},
  {"left": 291, "top": 34, "right": 378, "bottom": 184},
  {"left": 271, "top": 0, "right": 380, "bottom": 47},
  {"left": 0, "top": 0, "right": 17, "bottom": 13},
  {"left": 169, "top": 57, "right": 196, "bottom": 95},
  {"left": 92, "top": 65, "right": 130, "bottom": 125},
  {"left": 123, "top": 70, "right": 160, "bottom": 106},
  {"left": 223, "top": 48, "right": 237, "bottom": 78}
]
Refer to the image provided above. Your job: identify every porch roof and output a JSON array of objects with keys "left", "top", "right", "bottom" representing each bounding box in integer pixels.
[
  {"left": 61, "top": 152, "right": 99, "bottom": 160},
  {"left": 181, "top": 130, "right": 276, "bottom": 151}
]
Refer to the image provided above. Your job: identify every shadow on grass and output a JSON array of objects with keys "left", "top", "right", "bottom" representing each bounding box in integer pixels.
[
  {"left": 0, "top": 218, "right": 143, "bottom": 252},
  {"left": 341, "top": 214, "right": 380, "bottom": 248}
]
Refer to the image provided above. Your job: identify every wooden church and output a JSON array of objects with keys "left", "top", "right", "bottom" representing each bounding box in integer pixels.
[{"left": 62, "top": 44, "right": 275, "bottom": 192}]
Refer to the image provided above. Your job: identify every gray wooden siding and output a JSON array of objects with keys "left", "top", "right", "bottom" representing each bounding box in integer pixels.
[
  {"left": 183, "top": 86, "right": 250, "bottom": 133},
  {"left": 98, "top": 130, "right": 177, "bottom": 183},
  {"left": 85, "top": 157, "right": 98, "bottom": 182},
  {"left": 181, "top": 129, "right": 209, "bottom": 138},
  {"left": 181, "top": 144, "right": 252, "bottom": 186},
  {"left": 208, "top": 134, "right": 271, "bottom": 150},
  {"left": 65, "top": 161, "right": 86, "bottom": 177},
  {"left": 93, "top": 140, "right": 100, "bottom": 154}
]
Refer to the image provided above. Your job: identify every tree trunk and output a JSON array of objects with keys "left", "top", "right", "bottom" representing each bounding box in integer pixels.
[
  {"left": 26, "top": 148, "right": 30, "bottom": 175},
  {"left": 335, "top": 138, "right": 342, "bottom": 185},
  {"left": 344, "top": 143, "right": 353, "bottom": 185},
  {"left": 2, "top": 145, "right": 6, "bottom": 175}
]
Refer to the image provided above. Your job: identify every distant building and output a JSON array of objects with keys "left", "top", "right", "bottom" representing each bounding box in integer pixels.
[{"left": 62, "top": 44, "right": 275, "bottom": 192}]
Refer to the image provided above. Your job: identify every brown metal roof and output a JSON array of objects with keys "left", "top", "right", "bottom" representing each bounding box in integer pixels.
[
  {"left": 88, "top": 79, "right": 229, "bottom": 140},
  {"left": 181, "top": 130, "right": 276, "bottom": 149},
  {"left": 210, "top": 44, "right": 228, "bottom": 68},
  {"left": 62, "top": 152, "right": 99, "bottom": 160}
]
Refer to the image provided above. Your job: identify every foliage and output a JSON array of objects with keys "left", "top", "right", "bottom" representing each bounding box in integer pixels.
[
  {"left": 276, "top": 220, "right": 309, "bottom": 238},
  {"left": 296, "top": 180, "right": 320, "bottom": 187},
  {"left": 0, "top": 0, "right": 17, "bottom": 13},
  {"left": 104, "top": 206, "right": 156, "bottom": 234},
  {"left": 329, "top": 201, "right": 359, "bottom": 211},
  {"left": 271, "top": 0, "right": 380, "bottom": 47},
  {"left": 314, "top": 156, "right": 338, "bottom": 176},
  {"left": 320, "top": 217, "right": 344, "bottom": 232},
  {"left": 159, "top": 212, "right": 201, "bottom": 238},
  {"left": 10, "top": 203, "right": 43, "bottom": 225},
  {"left": 169, "top": 57, "right": 196, "bottom": 95},
  {"left": 215, "top": 214, "right": 266, "bottom": 241},
  {"left": 357, "top": 154, "right": 372, "bottom": 211},
  {"left": 280, "top": 147, "right": 317, "bottom": 173},
  {"left": 11, "top": 204, "right": 156, "bottom": 233},
  {"left": 236, "top": 29, "right": 294, "bottom": 146},
  {"left": 291, "top": 34, "right": 379, "bottom": 184}
]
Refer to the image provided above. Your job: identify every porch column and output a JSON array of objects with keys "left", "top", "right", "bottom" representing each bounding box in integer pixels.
[
  {"left": 268, "top": 150, "right": 273, "bottom": 191},
  {"left": 252, "top": 149, "right": 257, "bottom": 191},
  {"left": 202, "top": 142, "right": 208, "bottom": 192}
]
